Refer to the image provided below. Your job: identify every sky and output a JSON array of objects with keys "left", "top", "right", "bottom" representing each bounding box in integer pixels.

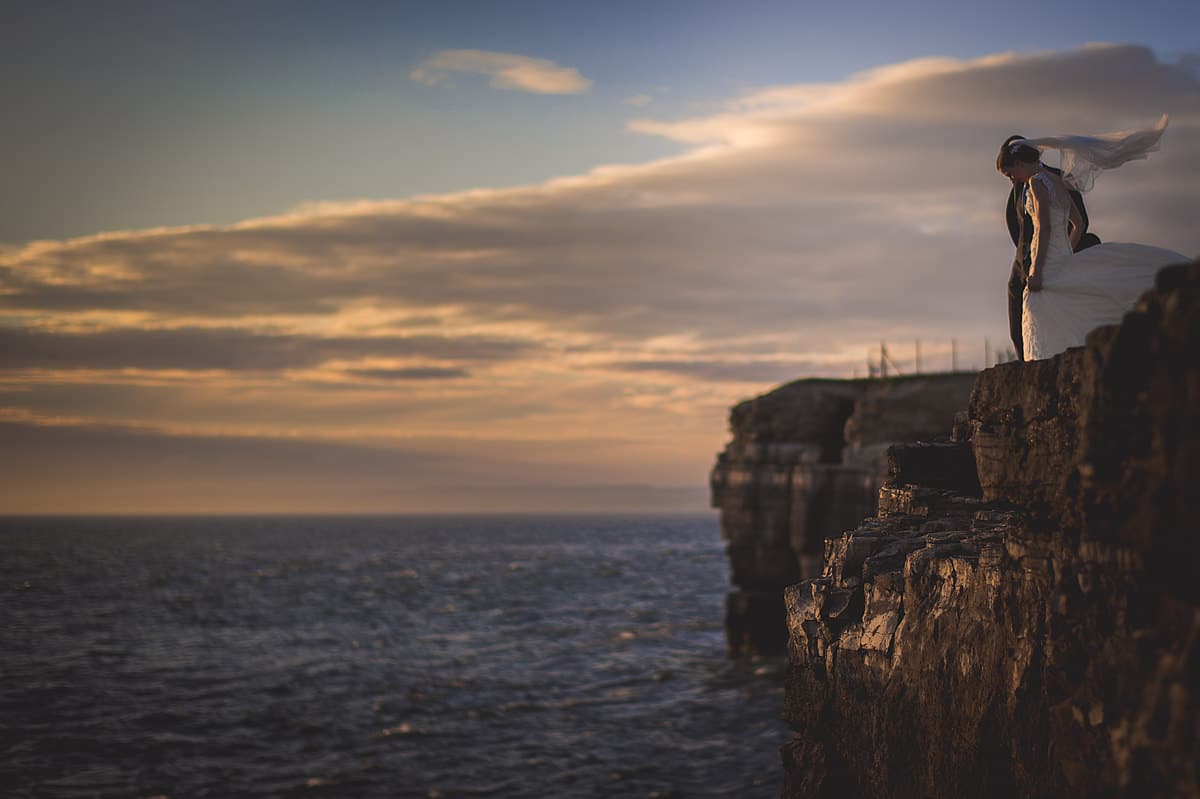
[{"left": 2, "top": 0, "right": 1199, "bottom": 513}]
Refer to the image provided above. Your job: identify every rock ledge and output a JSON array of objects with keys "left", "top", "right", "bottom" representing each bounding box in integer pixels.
[{"left": 780, "top": 262, "right": 1200, "bottom": 799}]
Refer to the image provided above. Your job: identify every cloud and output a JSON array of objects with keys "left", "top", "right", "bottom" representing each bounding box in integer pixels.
[
  {"left": 6, "top": 45, "right": 1197, "bottom": 357},
  {"left": 605, "top": 358, "right": 824, "bottom": 384},
  {"left": 0, "top": 327, "right": 533, "bottom": 372},
  {"left": 346, "top": 366, "right": 471, "bottom": 381},
  {"left": 624, "top": 93, "right": 654, "bottom": 107},
  {"left": 410, "top": 49, "right": 592, "bottom": 94},
  {"left": 3, "top": 44, "right": 1199, "bottom": 510}
]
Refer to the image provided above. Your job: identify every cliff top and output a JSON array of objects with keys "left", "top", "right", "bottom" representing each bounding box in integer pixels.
[{"left": 726, "top": 372, "right": 977, "bottom": 452}]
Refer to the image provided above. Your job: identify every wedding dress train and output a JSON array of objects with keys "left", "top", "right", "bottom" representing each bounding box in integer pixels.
[{"left": 1021, "top": 172, "right": 1186, "bottom": 361}]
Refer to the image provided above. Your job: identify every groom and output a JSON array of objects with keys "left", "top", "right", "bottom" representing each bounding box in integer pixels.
[{"left": 1003, "top": 134, "right": 1102, "bottom": 360}]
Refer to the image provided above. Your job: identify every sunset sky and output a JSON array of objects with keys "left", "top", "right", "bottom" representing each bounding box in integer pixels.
[{"left": 3, "top": 1, "right": 1199, "bottom": 513}]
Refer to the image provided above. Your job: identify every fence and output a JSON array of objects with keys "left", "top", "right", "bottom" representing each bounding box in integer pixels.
[{"left": 859, "top": 338, "right": 1018, "bottom": 378}]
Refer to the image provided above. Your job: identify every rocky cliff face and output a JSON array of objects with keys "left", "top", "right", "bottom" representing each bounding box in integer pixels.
[
  {"left": 780, "top": 261, "right": 1200, "bottom": 799},
  {"left": 710, "top": 374, "right": 976, "bottom": 655}
]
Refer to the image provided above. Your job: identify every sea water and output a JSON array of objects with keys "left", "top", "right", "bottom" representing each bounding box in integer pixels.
[{"left": 1, "top": 515, "right": 789, "bottom": 798}]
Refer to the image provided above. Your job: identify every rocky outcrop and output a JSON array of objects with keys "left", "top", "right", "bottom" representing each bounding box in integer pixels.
[
  {"left": 780, "top": 261, "right": 1200, "bottom": 799},
  {"left": 711, "top": 374, "right": 976, "bottom": 655}
]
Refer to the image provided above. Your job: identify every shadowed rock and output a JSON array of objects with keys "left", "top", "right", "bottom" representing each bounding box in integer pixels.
[
  {"left": 779, "top": 260, "right": 1200, "bottom": 799},
  {"left": 711, "top": 374, "right": 976, "bottom": 655}
]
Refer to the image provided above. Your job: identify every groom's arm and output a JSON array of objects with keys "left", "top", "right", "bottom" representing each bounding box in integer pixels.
[
  {"left": 1068, "top": 187, "right": 1090, "bottom": 233},
  {"left": 1067, "top": 201, "right": 1084, "bottom": 251},
  {"left": 1068, "top": 185, "right": 1103, "bottom": 251}
]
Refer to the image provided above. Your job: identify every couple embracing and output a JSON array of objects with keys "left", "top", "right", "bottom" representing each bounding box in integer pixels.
[{"left": 996, "top": 115, "right": 1186, "bottom": 361}]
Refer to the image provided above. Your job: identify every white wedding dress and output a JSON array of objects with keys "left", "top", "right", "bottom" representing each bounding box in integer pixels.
[{"left": 1021, "top": 171, "right": 1186, "bottom": 360}]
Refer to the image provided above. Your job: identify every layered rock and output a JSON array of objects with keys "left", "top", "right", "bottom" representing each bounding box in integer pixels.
[
  {"left": 781, "top": 261, "right": 1200, "bottom": 799},
  {"left": 711, "top": 374, "right": 976, "bottom": 655}
]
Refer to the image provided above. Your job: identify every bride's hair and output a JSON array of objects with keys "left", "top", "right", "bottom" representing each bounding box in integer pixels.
[{"left": 997, "top": 136, "right": 1040, "bottom": 171}]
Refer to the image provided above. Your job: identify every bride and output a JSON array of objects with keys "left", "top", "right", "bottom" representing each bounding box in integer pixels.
[{"left": 996, "top": 115, "right": 1188, "bottom": 361}]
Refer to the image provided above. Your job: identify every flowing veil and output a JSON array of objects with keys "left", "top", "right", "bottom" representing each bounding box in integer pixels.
[
  {"left": 1017, "top": 113, "right": 1187, "bottom": 360},
  {"left": 1019, "top": 114, "right": 1169, "bottom": 192}
]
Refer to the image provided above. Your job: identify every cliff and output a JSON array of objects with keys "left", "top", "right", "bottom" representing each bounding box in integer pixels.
[
  {"left": 780, "top": 261, "right": 1200, "bottom": 798},
  {"left": 711, "top": 373, "right": 976, "bottom": 655}
]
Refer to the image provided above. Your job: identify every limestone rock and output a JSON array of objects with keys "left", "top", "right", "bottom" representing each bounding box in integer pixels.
[
  {"left": 779, "top": 261, "right": 1200, "bottom": 799},
  {"left": 711, "top": 374, "right": 976, "bottom": 655}
]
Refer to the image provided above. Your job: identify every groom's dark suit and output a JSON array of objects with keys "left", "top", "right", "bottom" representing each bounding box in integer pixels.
[{"left": 1005, "top": 164, "right": 1101, "bottom": 360}]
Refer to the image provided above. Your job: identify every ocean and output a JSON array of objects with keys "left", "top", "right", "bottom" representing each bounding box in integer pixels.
[{"left": 1, "top": 515, "right": 790, "bottom": 798}]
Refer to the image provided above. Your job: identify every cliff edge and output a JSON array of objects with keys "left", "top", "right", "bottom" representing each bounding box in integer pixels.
[
  {"left": 711, "top": 373, "right": 976, "bottom": 655},
  {"left": 780, "top": 261, "right": 1200, "bottom": 798}
]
